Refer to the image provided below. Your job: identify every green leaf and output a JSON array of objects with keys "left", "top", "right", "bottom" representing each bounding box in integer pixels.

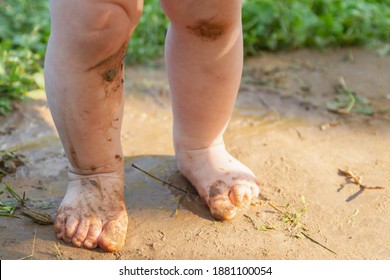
[
  {"left": 353, "top": 106, "right": 374, "bottom": 115},
  {"left": 258, "top": 224, "right": 276, "bottom": 231},
  {"left": 326, "top": 101, "right": 343, "bottom": 111},
  {"left": 335, "top": 96, "right": 351, "bottom": 104},
  {"left": 355, "top": 95, "right": 370, "bottom": 105},
  {"left": 258, "top": 225, "right": 268, "bottom": 231}
]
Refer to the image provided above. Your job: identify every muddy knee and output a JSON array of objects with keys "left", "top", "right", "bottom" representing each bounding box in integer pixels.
[
  {"left": 160, "top": 0, "right": 241, "bottom": 41},
  {"left": 49, "top": 0, "right": 143, "bottom": 65}
]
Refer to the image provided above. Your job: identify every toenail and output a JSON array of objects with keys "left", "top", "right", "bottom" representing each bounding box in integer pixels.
[
  {"left": 83, "top": 240, "right": 97, "bottom": 249},
  {"left": 211, "top": 205, "right": 237, "bottom": 221},
  {"left": 63, "top": 237, "right": 72, "bottom": 244},
  {"left": 72, "top": 238, "right": 83, "bottom": 247},
  {"left": 238, "top": 194, "right": 250, "bottom": 208}
]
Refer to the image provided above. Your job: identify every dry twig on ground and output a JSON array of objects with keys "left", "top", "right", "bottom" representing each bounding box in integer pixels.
[{"left": 338, "top": 169, "right": 385, "bottom": 190}]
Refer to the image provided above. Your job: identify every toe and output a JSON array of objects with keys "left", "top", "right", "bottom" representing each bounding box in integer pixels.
[
  {"left": 228, "top": 184, "right": 253, "bottom": 209},
  {"left": 98, "top": 214, "right": 128, "bottom": 252},
  {"left": 63, "top": 216, "right": 79, "bottom": 243},
  {"left": 208, "top": 180, "right": 238, "bottom": 221},
  {"left": 72, "top": 219, "right": 90, "bottom": 247},
  {"left": 83, "top": 218, "right": 103, "bottom": 249},
  {"left": 209, "top": 194, "right": 237, "bottom": 221},
  {"left": 54, "top": 213, "right": 66, "bottom": 239}
]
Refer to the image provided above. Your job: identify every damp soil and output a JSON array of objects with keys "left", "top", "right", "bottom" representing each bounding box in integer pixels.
[{"left": 0, "top": 48, "right": 389, "bottom": 260}]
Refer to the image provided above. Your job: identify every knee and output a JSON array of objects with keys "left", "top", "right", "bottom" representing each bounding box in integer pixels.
[
  {"left": 50, "top": 0, "right": 143, "bottom": 59},
  {"left": 160, "top": 0, "right": 241, "bottom": 41}
]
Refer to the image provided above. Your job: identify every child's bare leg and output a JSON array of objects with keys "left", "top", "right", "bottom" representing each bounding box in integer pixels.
[
  {"left": 161, "top": 0, "right": 259, "bottom": 220},
  {"left": 44, "top": 0, "right": 143, "bottom": 251},
  {"left": 161, "top": 0, "right": 260, "bottom": 220}
]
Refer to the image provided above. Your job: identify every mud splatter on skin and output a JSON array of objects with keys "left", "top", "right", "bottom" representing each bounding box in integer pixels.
[
  {"left": 209, "top": 180, "right": 230, "bottom": 198},
  {"left": 69, "top": 145, "right": 80, "bottom": 169},
  {"left": 86, "top": 44, "right": 127, "bottom": 77},
  {"left": 186, "top": 20, "right": 226, "bottom": 41},
  {"left": 89, "top": 179, "right": 100, "bottom": 188},
  {"left": 103, "top": 69, "right": 118, "bottom": 82},
  {"left": 102, "top": 118, "right": 120, "bottom": 142},
  {"left": 104, "top": 130, "right": 112, "bottom": 142},
  {"left": 86, "top": 43, "right": 128, "bottom": 97},
  {"left": 58, "top": 205, "right": 74, "bottom": 214}
]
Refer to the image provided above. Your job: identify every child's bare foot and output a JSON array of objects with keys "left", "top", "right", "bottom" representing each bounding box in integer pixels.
[
  {"left": 175, "top": 144, "right": 260, "bottom": 220},
  {"left": 54, "top": 172, "right": 128, "bottom": 252}
]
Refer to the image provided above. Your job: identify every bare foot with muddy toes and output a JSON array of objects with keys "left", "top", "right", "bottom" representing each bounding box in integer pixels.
[
  {"left": 176, "top": 144, "right": 260, "bottom": 221},
  {"left": 54, "top": 172, "right": 128, "bottom": 252}
]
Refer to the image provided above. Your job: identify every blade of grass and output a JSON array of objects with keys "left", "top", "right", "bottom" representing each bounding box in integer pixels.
[
  {"left": 300, "top": 232, "right": 337, "bottom": 255},
  {"left": 4, "top": 183, "right": 25, "bottom": 206},
  {"left": 0, "top": 213, "right": 20, "bottom": 219},
  {"left": 132, "top": 163, "right": 193, "bottom": 196},
  {"left": 0, "top": 205, "right": 17, "bottom": 214},
  {"left": 244, "top": 214, "right": 257, "bottom": 229}
]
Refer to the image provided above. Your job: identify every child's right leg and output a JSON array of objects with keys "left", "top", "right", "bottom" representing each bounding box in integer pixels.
[{"left": 45, "top": 0, "right": 143, "bottom": 252}]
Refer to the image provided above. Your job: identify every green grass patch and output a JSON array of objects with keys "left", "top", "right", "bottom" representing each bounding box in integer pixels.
[
  {"left": 242, "top": 0, "right": 390, "bottom": 55},
  {"left": 0, "top": 0, "right": 49, "bottom": 115}
]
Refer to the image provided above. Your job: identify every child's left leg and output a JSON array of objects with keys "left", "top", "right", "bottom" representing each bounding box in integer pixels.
[{"left": 160, "top": 0, "right": 260, "bottom": 220}]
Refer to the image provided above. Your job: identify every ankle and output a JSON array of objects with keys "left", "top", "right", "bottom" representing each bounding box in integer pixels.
[
  {"left": 68, "top": 154, "right": 125, "bottom": 177},
  {"left": 68, "top": 169, "right": 124, "bottom": 182},
  {"left": 173, "top": 133, "right": 225, "bottom": 152},
  {"left": 175, "top": 143, "right": 233, "bottom": 179}
]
